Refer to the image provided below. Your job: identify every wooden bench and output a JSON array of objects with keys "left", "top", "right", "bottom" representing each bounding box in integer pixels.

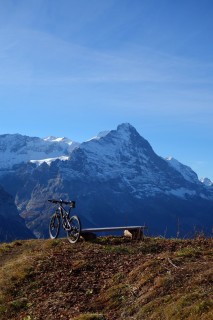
[{"left": 80, "top": 225, "right": 147, "bottom": 241}]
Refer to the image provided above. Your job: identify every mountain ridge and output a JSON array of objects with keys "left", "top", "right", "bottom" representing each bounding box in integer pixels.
[
  {"left": 0, "top": 124, "right": 212, "bottom": 184},
  {"left": 0, "top": 132, "right": 80, "bottom": 170},
  {"left": 0, "top": 123, "right": 212, "bottom": 240}
]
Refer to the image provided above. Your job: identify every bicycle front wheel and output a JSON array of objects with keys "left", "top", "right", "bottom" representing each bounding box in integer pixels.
[
  {"left": 49, "top": 213, "right": 60, "bottom": 239},
  {"left": 67, "top": 215, "right": 81, "bottom": 244}
]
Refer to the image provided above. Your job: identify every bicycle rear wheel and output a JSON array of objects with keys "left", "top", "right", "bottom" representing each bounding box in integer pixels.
[
  {"left": 49, "top": 212, "right": 60, "bottom": 239},
  {"left": 67, "top": 215, "right": 81, "bottom": 243}
]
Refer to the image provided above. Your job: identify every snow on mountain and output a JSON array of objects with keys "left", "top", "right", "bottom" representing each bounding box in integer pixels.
[
  {"left": 55, "top": 123, "right": 210, "bottom": 200},
  {"left": 165, "top": 156, "right": 199, "bottom": 184},
  {"left": 79, "top": 123, "right": 168, "bottom": 184},
  {"left": 87, "top": 130, "right": 110, "bottom": 141},
  {"left": 44, "top": 136, "right": 75, "bottom": 145},
  {"left": 0, "top": 133, "right": 79, "bottom": 170},
  {"left": 200, "top": 177, "right": 213, "bottom": 187},
  {"left": 30, "top": 156, "right": 69, "bottom": 166},
  {"left": 73, "top": 123, "right": 153, "bottom": 181},
  {"left": 165, "top": 187, "right": 197, "bottom": 199}
]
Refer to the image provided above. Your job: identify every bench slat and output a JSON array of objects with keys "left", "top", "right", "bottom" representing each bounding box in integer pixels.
[{"left": 81, "top": 226, "right": 147, "bottom": 233}]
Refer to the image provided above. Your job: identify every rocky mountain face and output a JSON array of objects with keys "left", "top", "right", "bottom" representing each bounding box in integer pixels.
[
  {"left": 0, "top": 185, "right": 34, "bottom": 242},
  {"left": 200, "top": 177, "right": 213, "bottom": 187},
  {"left": 0, "top": 123, "right": 212, "bottom": 240}
]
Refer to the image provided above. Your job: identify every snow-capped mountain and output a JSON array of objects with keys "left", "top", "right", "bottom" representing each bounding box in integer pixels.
[
  {"left": 0, "top": 123, "right": 212, "bottom": 240},
  {"left": 62, "top": 123, "right": 208, "bottom": 199},
  {"left": 0, "top": 133, "right": 79, "bottom": 170},
  {"left": 165, "top": 157, "right": 199, "bottom": 184},
  {"left": 43, "top": 136, "right": 74, "bottom": 145},
  {"left": 87, "top": 130, "right": 110, "bottom": 141}
]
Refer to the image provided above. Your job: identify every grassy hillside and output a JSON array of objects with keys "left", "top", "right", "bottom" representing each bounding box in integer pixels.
[{"left": 0, "top": 236, "right": 212, "bottom": 320}]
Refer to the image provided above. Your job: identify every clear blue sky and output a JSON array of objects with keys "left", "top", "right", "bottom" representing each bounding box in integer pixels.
[{"left": 0, "top": 0, "right": 212, "bottom": 180}]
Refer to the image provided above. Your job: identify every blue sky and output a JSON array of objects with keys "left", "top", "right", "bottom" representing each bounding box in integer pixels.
[{"left": 0, "top": 0, "right": 212, "bottom": 180}]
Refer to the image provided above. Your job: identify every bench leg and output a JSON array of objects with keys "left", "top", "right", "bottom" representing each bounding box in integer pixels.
[
  {"left": 124, "top": 229, "right": 144, "bottom": 240},
  {"left": 80, "top": 232, "right": 97, "bottom": 241}
]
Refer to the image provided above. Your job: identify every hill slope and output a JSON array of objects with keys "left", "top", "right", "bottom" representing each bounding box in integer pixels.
[{"left": 0, "top": 236, "right": 212, "bottom": 320}]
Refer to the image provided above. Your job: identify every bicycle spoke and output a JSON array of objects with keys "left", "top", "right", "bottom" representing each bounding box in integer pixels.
[
  {"left": 49, "top": 213, "right": 60, "bottom": 239},
  {"left": 67, "top": 215, "right": 81, "bottom": 243}
]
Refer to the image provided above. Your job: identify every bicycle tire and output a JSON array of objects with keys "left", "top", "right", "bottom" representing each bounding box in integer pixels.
[
  {"left": 67, "top": 215, "right": 81, "bottom": 244},
  {"left": 49, "top": 212, "right": 60, "bottom": 239}
]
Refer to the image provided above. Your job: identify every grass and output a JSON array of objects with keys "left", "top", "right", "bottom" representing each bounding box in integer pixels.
[
  {"left": 0, "top": 239, "right": 59, "bottom": 318},
  {"left": 175, "top": 247, "right": 202, "bottom": 258},
  {"left": 0, "top": 236, "right": 212, "bottom": 320}
]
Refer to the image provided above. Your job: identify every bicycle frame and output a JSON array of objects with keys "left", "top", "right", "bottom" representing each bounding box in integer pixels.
[{"left": 56, "top": 203, "right": 71, "bottom": 229}]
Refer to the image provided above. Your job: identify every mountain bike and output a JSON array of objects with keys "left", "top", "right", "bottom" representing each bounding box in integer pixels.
[{"left": 48, "top": 199, "right": 81, "bottom": 243}]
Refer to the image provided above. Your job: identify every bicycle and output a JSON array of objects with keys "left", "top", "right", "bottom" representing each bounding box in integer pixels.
[{"left": 48, "top": 199, "right": 81, "bottom": 243}]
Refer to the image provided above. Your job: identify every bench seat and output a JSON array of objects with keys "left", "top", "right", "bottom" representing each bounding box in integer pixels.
[
  {"left": 81, "top": 225, "right": 147, "bottom": 240},
  {"left": 81, "top": 226, "right": 146, "bottom": 232}
]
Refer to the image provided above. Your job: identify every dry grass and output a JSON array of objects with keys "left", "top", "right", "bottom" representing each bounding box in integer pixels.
[
  {"left": 73, "top": 314, "right": 106, "bottom": 320},
  {"left": 0, "top": 236, "right": 212, "bottom": 320},
  {"left": 0, "top": 239, "right": 62, "bottom": 317}
]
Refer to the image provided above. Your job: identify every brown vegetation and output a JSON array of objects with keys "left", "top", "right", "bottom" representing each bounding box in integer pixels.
[{"left": 0, "top": 236, "right": 212, "bottom": 320}]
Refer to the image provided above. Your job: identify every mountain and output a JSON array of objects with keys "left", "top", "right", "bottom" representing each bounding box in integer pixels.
[
  {"left": 0, "top": 123, "right": 212, "bottom": 240},
  {"left": 165, "top": 156, "right": 199, "bottom": 184},
  {"left": 0, "top": 185, "right": 34, "bottom": 242},
  {"left": 200, "top": 177, "right": 213, "bottom": 187},
  {"left": 0, "top": 133, "right": 79, "bottom": 171}
]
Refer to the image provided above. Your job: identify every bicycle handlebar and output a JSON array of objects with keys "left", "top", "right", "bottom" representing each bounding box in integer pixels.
[{"left": 48, "top": 199, "right": 76, "bottom": 207}]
